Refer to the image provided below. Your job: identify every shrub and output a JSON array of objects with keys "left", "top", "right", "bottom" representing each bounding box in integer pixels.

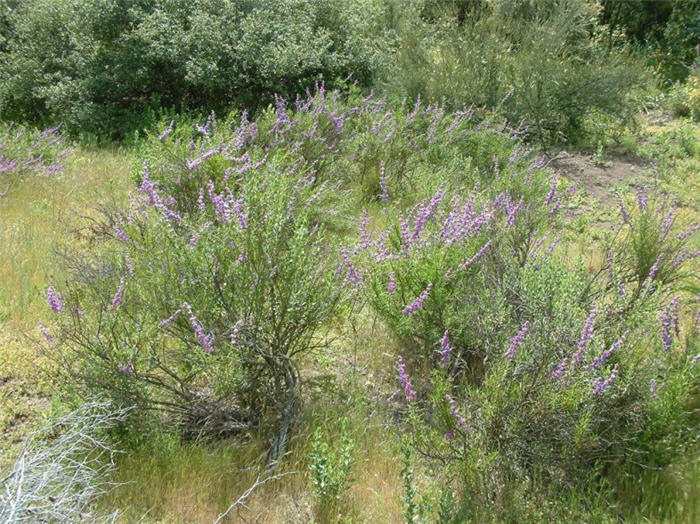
[
  {"left": 383, "top": 0, "right": 647, "bottom": 143},
  {"left": 309, "top": 418, "right": 355, "bottom": 518},
  {"left": 45, "top": 140, "right": 344, "bottom": 461},
  {"left": 0, "top": 123, "right": 70, "bottom": 189},
  {"left": 347, "top": 139, "right": 699, "bottom": 515},
  {"left": 0, "top": 0, "right": 391, "bottom": 139}
]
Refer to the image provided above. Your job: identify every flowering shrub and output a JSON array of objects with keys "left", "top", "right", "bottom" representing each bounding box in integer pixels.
[
  {"left": 0, "top": 123, "right": 69, "bottom": 190},
  {"left": 45, "top": 135, "right": 344, "bottom": 459},
  {"left": 346, "top": 147, "right": 699, "bottom": 510},
  {"left": 143, "top": 85, "right": 530, "bottom": 212}
]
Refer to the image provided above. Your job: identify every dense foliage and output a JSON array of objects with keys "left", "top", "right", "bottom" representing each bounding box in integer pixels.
[
  {"left": 32, "top": 86, "right": 700, "bottom": 520},
  {"left": 0, "top": 0, "right": 390, "bottom": 139},
  {"left": 1, "top": 0, "right": 696, "bottom": 142}
]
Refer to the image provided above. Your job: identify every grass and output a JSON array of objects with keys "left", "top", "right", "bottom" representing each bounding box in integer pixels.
[
  {"left": 0, "top": 147, "right": 134, "bottom": 467},
  {"left": 1, "top": 114, "right": 699, "bottom": 521}
]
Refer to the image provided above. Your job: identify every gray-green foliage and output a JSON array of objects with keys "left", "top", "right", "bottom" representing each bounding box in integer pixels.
[
  {"left": 384, "top": 0, "right": 648, "bottom": 143},
  {"left": 0, "top": 0, "right": 391, "bottom": 138}
]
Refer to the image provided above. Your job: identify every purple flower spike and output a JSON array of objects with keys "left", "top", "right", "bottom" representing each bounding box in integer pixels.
[
  {"left": 659, "top": 296, "right": 680, "bottom": 352},
  {"left": 159, "top": 309, "right": 181, "bottom": 328},
  {"left": 440, "top": 330, "right": 452, "bottom": 367},
  {"left": 397, "top": 355, "right": 415, "bottom": 402},
  {"left": 387, "top": 272, "right": 396, "bottom": 293},
  {"left": 46, "top": 285, "right": 64, "bottom": 313},
  {"left": 184, "top": 302, "right": 215, "bottom": 354},
  {"left": 505, "top": 321, "right": 530, "bottom": 361},
  {"left": 445, "top": 394, "right": 468, "bottom": 432},
  {"left": 110, "top": 277, "right": 125, "bottom": 310},
  {"left": 402, "top": 284, "right": 432, "bottom": 316},
  {"left": 39, "top": 322, "right": 53, "bottom": 343},
  {"left": 552, "top": 358, "right": 568, "bottom": 379},
  {"left": 591, "top": 363, "right": 619, "bottom": 395},
  {"left": 589, "top": 330, "right": 629, "bottom": 369},
  {"left": 573, "top": 306, "right": 598, "bottom": 366}
]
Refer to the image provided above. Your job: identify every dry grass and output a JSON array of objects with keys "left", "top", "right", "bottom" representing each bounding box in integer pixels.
[{"left": 0, "top": 147, "right": 134, "bottom": 466}]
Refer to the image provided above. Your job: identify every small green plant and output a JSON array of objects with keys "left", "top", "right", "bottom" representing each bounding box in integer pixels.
[
  {"left": 309, "top": 418, "right": 355, "bottom": 518},
  {"left": 400, "top": 437, "right": 419, "bottom": 524}
]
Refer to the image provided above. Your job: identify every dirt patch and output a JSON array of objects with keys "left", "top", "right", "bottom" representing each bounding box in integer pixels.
[{"left": 550, "top": 150, "right": 652, "bottom": 205}]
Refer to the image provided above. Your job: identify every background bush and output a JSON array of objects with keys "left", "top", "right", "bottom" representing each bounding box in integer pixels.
[
  {"left": 0, "top": 0, "right": 391, "bottom": 139},
  {"left": 383, "top": 0, "right": 648, "bottom": 143}
]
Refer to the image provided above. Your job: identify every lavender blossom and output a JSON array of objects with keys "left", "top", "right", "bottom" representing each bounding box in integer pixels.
[
  {"left": 619, "top": 196, "right": 630, "bottom": 224},
  {"left": 110, "top": 277, "right": 125, "bottom": 310},
  {"left": 649, "top": 379, "right": 656, "bottom": 397},
  {"left": 339, "top": 246, "right": 362, "bottom": 285},
  {"left": 184, "top": 302, "right": 214, "bottom": 354},
  {"left": 640, "top": 255, "right": 662, "bottom": 291},
  {"left": 445, "top": 394, "right": 468, "bottom": 431},
  {"left": 573, "top": 306, "right": 598, "bottom": 366},
  {"left": 552, "top": 358, "right": 568, "bottom": 379},
  {"left": 397, "top": 355, "right": 415, "bottom": 402},
  {"left": 589, "top": 330, "right": 629, "bottom": 369},
  {"left": 387, "top": 272, "right": 396, "bottom": 293},
  {"left": 659, "top": 296, "right": 680, "bottom": 352},
  {"left": 459, "top": 240, "right": 492, "bottom": 270},
  {"left": 402, "top": 284, "right": 432, "bottom": 316},
  {"left": 545, "top": 232, "right": 562, "bottom": 256},
  {"left": 591, "top": 363, "right": 619, "bottom": 395},
  {"left": 440, "top": 330, "right": 452, "bottom": 367},
  {"left": 158, "top": 120, "right": 174, "bottom": 142},
  {"left": 379, "top": 161, "right": 389, "bottom": 203},
  {"left": 124, "top": 253, "right": 134, "bottom": 275},
  {"left": 46, "top": 285, "right": 64, "bottom": 313},
  {"left": 158, "top": 309, "right": 181, "bottom": 328},
  {"left": 505, "top": 321, "right": 530, "bottom": 361},
  {"left": 38, "top": 322, "right": 53, "bottom": 343}
]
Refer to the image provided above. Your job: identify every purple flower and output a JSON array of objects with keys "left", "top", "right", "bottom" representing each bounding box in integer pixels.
[
  {"left": 114, "top": 226, "right": 130, "bottom": 243},
  {"left": 459, "top": 240, "right": 492, "bottom": 270},
  {"left": 117, "top": 362, "right": 134, "bottom": 374},
  {"left": 397, "top": 355, "right": 415, "bottom": 402},
  {"left": 339, "top": 246, "right": 362, "bottom": 285},
  {"left": 659, "top": 296, "right": 680, "bottom": 352},
  {"left": 387, "top": 272, "right": 396, "bottom": 293},
  {"left": 402, "top": 284, "right": 432, "bottom": 316},
  {"left": 232, "top": 195, "right": 247, "bottom": 230},
  {"left": 124, "top": 252, "right": 134, "bottom": 275},
  {"left": 445, "top": 394, "right": 468, "bottom": 431},
  {"left": 158, "top": 120, "right": 174, "bottom": 142},
  {"left": 591, "top": 363, "right": 619, "bottom": 395},
  {"left": 545, "top": 174, "right": 558, "bottom": 206},
  {"left": 619, "top": 196, "right": 630, "bottom": 224},
  {"left": 588, "top": 330, "right": 629, "bottom": 369},
  {"left": 110, "top": 277, "right": 125, "bottom": 310},
  {"left": 505, "top": 321, "right": 530, "bottom": 361},
  {"left": 440, "top": 330, "right": 452, "bottom": 367},
  {"left": 46, "top": 285, "right": 64, "bottom": 313},
  {"left": 38, "top": 322, "right": 53, "bottom": 343},
  {"left": 649, "top": 379, "right": 657, "bottom": 397},
  {"left": 636, "top": 183, "right": 648, "bottom": 211},
  {"left": 184, "top": 302, "right": 214, "bottom": 354},
  {"left": 159, "top": 309, "right": 181, "bottom": 328},
  {"left": 545, "top": 232, "right": 562, "bottom": 256},
  {"left": 379, "top": 161, "right": 389, "bottom": 203},
  {"left": 641, "top": 255, "right": 662, "bottom": 291},
  {"left": 573, "top": 306, "right": 598, "bottom": 366},
  {"left": 677, "top": 223, "right": 700, "bottom": 240},
  {"left": 551, "top": 358, "right": 568, "bottom": 379},
  {"left": 197, "top": 188, "right": 206, "bottom": 213}
]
